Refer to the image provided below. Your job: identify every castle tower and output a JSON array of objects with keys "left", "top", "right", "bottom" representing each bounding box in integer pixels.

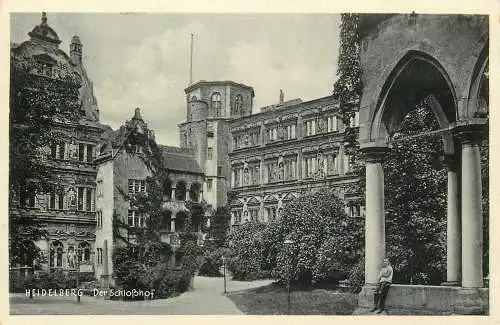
[{"left": 179, "top": 81, "right": 254, "bottom": 209}]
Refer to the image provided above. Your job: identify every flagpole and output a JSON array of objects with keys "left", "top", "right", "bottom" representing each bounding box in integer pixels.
[{"left": 190, "top": 33, "right": 194, "bottom": 85}]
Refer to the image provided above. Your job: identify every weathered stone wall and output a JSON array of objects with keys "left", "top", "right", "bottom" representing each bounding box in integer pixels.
[
  {"left": 359, "top": 14, "right": 488, "bottom": 144},
  {"left": 95, "top": 158, "right": 114, "bottom": 281}
]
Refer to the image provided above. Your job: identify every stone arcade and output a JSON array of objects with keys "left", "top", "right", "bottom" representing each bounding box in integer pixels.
[{"left": 355, "top": 14, "right": 489, "bottom": 315}]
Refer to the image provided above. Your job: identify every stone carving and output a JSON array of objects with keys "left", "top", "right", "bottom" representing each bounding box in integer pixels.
[
  {"left": 68, "top": 142, "right": 78, "bottom": 159},
  {"left": 67, "top": 247, "right": 76, "bottom": 269},
  {"left": 66, "top": 187, "right": 76, "bottom": 209},
  {"left": 243, "top": 167, "right": 250, "bottom": 186}
]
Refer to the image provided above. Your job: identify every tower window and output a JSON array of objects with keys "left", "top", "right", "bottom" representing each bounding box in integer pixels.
[{"left": 211, "top": 92, "right": 222, "bottom": 116}]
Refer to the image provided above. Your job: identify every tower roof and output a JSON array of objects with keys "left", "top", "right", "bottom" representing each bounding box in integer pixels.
[{"left": 28, "top": 12, "right": 61, "bottom": 45}]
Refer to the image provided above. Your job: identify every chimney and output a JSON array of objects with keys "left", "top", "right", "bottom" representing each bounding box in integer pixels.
[
  {"left": 279, "top": 89, "right": 284, "bottom": 104},
  {"left": 70, "top": 35, "right": 82, "bottom": 63}
]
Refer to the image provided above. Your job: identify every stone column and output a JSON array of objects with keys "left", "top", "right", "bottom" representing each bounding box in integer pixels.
[
  {"left": 171, "top": 187, "right": 176, "bottom": 201},
  {"left": 185, "top": 185, "right": 189, "bottom": 201},
  {"left": 362, "top": 146, "right": 389, "bottom": 284},
  {"left": 441, "top": 155, "right": 461, "bottom": 285},
  {"left": 171, "top": 216, "right": 176, "bottom": 233},
  {"left": 458, "top": 130, "right": 484, "bottom": 288}
]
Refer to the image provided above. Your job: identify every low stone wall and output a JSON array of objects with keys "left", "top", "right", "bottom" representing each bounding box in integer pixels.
[{"left": 356, "top": 284, "right": 489, "bottom": 315}]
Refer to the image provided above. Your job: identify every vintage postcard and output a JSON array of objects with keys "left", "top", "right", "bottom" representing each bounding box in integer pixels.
[{"left": 2, "top": 0, "right": 498, "bottom": 324}]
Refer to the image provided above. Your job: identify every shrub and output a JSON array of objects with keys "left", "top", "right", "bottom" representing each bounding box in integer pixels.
[
  {"left": 227, "top": 222, "right": 270, "bottom": 280},
  {"left": 198, "top": 248, "right": 224, "bottom": 277},
  {"left": 9, "top": 270, "right": 97, "bottom": 292}
]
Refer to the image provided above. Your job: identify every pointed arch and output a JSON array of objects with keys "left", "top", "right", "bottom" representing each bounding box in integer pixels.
[{"left": 368, "top": 50, "right": 458, "bottom": 144}]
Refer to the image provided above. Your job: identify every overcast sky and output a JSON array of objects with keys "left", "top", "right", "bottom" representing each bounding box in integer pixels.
[{"left": 11, "top": 13, "right": 340, "bottom": 146}]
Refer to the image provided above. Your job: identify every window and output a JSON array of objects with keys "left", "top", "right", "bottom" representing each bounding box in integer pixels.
[
  {"left": 284, "top": 158, "right": 297, "bottom": 180},
  {"left": 285, "top": 124, "right": 296, "bottom": 140},
  {"left": 207, "top": 147, "right": 213, "bottom": 160},
  {"left": 51, "top": 142, "right": 66, "bottom": 160},
  {"left": 36, "top": 61, "right": 53, "bottom": 78},
  {"left": 207, "top": 178, "right": 213, "bottom": 192},
  {"left": 97, "top": 180, "right": 103, "bottom": 197},
  {"left": 249, "top": 209, "right": 259, "bottom": 222},
  {"left": 327, "top": 116, "right": 338, "bottom": 132},
  {"left": 128, "top": 210, "right": 146, "bottom": 227},
  {"left": 77, "top": 187, "right": 84, "bottom": 211},
  {"left": 86, "top": 188, "right": 93, "bottom": 211},
  {"left": 350, "top": 111, "right": 360, "bottom": 128},
  {"left": 77, "top": 187, "right": 95, "bottom": 211},
  {"left": 344, "top": 155, "right": 352, "bottom": 173},
  {"left": 134, "top": 145, "right": 143, "bottom": 154},
  {"left": 233, "top": 211, "right": 242, "bottom": 225},
  {"left": 96, "top": 248, "right": 103, "bottom": 264},
  {"left": 49, "top": 186, "right": 65, "bottom": 210},
  {"left": 78, "top": 143, "right": 85, "bottom": 162},
  {"left": 96, "top": 210, "right": 103, "bottom": 228},
  {"left": 86, "top": 144, "right": 94, "bottom": 162},
  {"left": 218, "top": 166, "right": 223, "bottom": 176},
  {"left": 305, "top": 120, "right": 317, "bottom": 136},
  {"left": 50, "top": 241, "right": 64, "bottom": 268},
  {"left": 78, "top": 242, "right": 91, "bottom": 263},
  {"left": 326, "top": 153, "right": 339, "bottom": 175},
  {"left": 267, "top": 126, "right": 278, "bottom": 142},
  {"left": 207, "top": 131, "right": 214, "bottom": 137},
  {"left": 128, "top": 179, "right": 147, "bottom": 195},
  {"left": 211, "top": 92, "right": 222, "bottom": 116},
  {"left": 266, "top": 207, "right": 277, "bottom": 222}
]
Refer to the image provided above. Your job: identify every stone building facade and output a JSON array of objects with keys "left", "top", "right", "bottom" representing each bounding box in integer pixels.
[
  {"left": 179, "top": 81, "right": 255, "bottom": 211},
  {"left": 227, "top": 94, "right": 362, "bottom": 225},
  {"left": 94, "top": 108, "right": 205, "bottom": 284},
  {"left": 10, "top": 13, "right": 110, "bottom": 274}
]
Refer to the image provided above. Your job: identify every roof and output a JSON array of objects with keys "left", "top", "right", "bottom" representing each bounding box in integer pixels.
[
  {"left": 158, "top": 145, "right": 204, "bottom": 175},
  {"left": 28, "top": 12, "right": 61, "bottom": 45},
  {"left": 184, "top": 80, "right": 255, "bottom": 96}
]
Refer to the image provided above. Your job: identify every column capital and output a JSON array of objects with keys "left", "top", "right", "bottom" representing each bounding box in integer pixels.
[
  {"left": 360, "top": 143, "right": 390, "bottom": 163},
  {"left": 439, "top": 154, "right": 458, "bottom": 171},
  {"left": 452, "top": 119, "right": 488, "bottom": 145}
]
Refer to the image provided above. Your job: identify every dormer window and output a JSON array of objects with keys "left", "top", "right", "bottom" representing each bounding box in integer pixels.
[{"left": 36, "top": 61, "right": 53, "bottom": 77}]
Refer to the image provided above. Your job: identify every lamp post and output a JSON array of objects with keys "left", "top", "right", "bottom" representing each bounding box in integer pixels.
[
  {"left": 283, "top": 239, "right": 294, "bottom": 315},
  {"left": 221, "top": 255, "right": 227, "bottom": 294},
  {"left": 76, "top": 247, "right": 81, "bottom": 303}
]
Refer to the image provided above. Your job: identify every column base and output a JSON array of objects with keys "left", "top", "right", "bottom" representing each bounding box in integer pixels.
[
  {"left": 353, "top": 284, "right": 489, "bottom": 315},
  {"left": 454, "top": 287, "right": 489, "bottom": 315}
]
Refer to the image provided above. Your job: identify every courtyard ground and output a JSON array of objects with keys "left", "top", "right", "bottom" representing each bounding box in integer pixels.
[
  {"left": 227, "top": 282, "right": 358, "bottom": 315},
  {"left": 9, "top": 276, "right": 273, "bottom": 315}
]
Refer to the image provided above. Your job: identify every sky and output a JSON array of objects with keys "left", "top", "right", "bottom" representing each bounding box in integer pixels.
[{"left": 11, "top": 13, "right": 341, "bottom": 146}]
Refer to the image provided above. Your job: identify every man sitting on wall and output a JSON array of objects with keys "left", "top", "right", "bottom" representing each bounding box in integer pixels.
[{"left": 370, "top": 258, "right": 393, "bottom": 314}]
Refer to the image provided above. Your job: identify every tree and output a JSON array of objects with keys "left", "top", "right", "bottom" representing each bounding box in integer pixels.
[
  {"left": 262, "top": 190, "right": 363, "bottom": 285},
  {"left": 9, "top": 51, "right": 82, "bottom": 267},
  {"left": 384, "top": 99, "right": 447, "bottom": 284},
  {"left": 226, "top": 221, "right": 269, "bottom": 281},
  {"left": 207, "top": 206, "right": 231, "bottom": 247}
]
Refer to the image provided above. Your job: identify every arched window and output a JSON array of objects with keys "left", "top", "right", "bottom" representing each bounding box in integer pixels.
[
  {"left": 78, "top": 241, "right": 91, "bottom": 263},
  {"left": 50, "top": 241, "right": 64, "bottom": 268},
  {"left": 175, "top": 181, "right": 187, "bottom": 201},
  {"left": 211, "top": 92, "right": 222, "bottom": 117},
  {"left": 189, "top": 182, "right": 201, "bottom": 202},
  {"left": 175, "top": 211, "right": 187, "bottom": 232}
]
